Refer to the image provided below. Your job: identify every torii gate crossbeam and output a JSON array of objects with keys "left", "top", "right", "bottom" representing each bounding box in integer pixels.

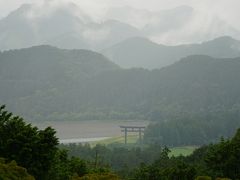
[{"left": 120, "top": 126, "right": 146, "bottom": 144}]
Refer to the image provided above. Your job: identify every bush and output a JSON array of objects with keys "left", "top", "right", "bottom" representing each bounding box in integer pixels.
[
  {"left": 195, "top": 176, "right": 212, "bottom": 180},
  {"left": 0, "top": 159, "right": 34, "bottom": 180},
  {"left": 71, "top": 173, "right": 119, "bottom": 180}
]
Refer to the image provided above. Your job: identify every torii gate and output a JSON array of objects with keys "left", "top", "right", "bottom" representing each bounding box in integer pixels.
[{"left": 120, "top": 125, "right": 146, "bottom": 144}]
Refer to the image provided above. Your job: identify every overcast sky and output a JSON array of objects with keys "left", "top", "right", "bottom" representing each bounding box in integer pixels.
[
  {"left": 0, "top": 0, "right": 238, "bottom": 22},
  {"left": 0, "top": 0, "right": 239, "bottom": 29}
]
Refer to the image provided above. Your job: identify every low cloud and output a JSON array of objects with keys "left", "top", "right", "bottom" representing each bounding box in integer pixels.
[{"left": 0, "top": 0, "right": 239, "bottom": 45}]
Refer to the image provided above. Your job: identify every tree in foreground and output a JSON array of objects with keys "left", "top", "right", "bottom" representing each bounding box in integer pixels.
[
  {"left": 0, "top": 105, "right": 58, "bottom": 179},
  {"left": 0, "top": 105, "right": 119, "bottom": 179}
]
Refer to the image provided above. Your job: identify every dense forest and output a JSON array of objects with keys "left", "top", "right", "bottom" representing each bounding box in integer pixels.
[
  {"left": 144, "top": 109, "right": 240, "bottom": 146},
  {"left": 1, "top": 106, "right": 240, "bottom": 179},
  {"left": 2, "top": 46, "right": 240, "bottom": 123}
]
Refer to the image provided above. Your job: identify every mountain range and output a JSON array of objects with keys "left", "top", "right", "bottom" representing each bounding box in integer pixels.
[
  {"left": 1, "top": 45, "right": 240, "bottom": 122},
  {"left": 0, "top": 3, "right": 141, "bottom": 51},
  {"left": 1, "top": 2, "right": 240, "bottom": 122},
  {"left": 102, "top": 36, "right": 240, "bottom": 69}
]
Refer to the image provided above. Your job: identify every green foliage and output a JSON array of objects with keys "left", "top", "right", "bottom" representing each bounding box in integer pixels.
[
  {"left": 0, "top": 105, "right": 59, "bottom": 179},
  {"left": 133, "top": 128, "right": 240, "bottom": 180},
  {"left": 134, "top": 155, "right": 196, "bottom": 180},
  {"left": 69, "top": 157, "right": 88, "bottom": 177},
  {"left": 0, "top": 46, "right": 119, "bottom": 122},
  {"left": 144, "top": 110, "right": 240, "bottom": 146},
  {"left": 169, "top": 146, "right": 196, "bottom": 156},
  {"left": 205, "top": 129, "right": 240, "bottom": 179},
  {"left": 72, "top": 173, "right": 120, "bottom": 180},
  {"left": 0, "top": 159, "right": 34, "bottom": 180},
  {"left": 195, "top": 176, "right": 212, "bottom": 180},
  {"left": 1, "top": 105, "right": 240, "bottom": 179},
  {"left": 90, "top": 135, "right": 139, "bottom": 146},
  {"left": 48, "top": 149, "right": 88, "bottom": 180},
  {"left": 0, "top": 106, "right": 117, "bottom": 179},
  {"left": 48, "top": 149, "right": 71, "bottom": 179},
  {"left": 59, "top": 143, "right": 164, "bottom": 178}
]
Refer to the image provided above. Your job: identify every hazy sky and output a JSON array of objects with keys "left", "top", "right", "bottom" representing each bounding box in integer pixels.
[
  {"left": 0, "top": 0, "right": 239, "bottom": 29},
  {"left": 0, "top": 0, "right": 238, "bottom": 21}
]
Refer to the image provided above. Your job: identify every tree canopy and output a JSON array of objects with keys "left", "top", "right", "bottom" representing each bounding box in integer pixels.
[{"left": 0, "top": 105, "right": 58, "bottom": 179}]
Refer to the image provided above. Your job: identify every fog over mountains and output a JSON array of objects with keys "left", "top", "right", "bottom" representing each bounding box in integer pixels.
[
  {"left": 1, "top": 2, "right": 240, "bottom": 122},
  {"left": 0, "top": 2, "right": 240, "bottom": 51},
  {"left": 0, "top": 3, "right": 142, "bottom": 50},
  {"left": 102, "top": 36, "right": 240, "bottom": 69}
]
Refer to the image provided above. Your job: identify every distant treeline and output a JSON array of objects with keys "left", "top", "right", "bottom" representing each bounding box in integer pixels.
[
  {"left": 1, "top": 47, "right": 240, "bottom": 123},
  {"left": 144, "top": 108, "right": 240, "bottom": 146},
  {"left": 61, "top": 128, "right": 240, "bottom": 180}
]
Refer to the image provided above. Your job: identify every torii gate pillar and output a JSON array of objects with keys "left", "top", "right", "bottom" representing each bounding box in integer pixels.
[{"left": 120, "top": 126, "right": 146, "bottom": 145}]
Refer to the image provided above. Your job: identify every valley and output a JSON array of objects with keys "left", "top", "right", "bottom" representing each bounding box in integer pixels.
[
  {"left": 30, "top": 119, "right": 149, "bottom": 142},
  {"left": 1, "top": 1, "right": 240, "bottom": 179}
]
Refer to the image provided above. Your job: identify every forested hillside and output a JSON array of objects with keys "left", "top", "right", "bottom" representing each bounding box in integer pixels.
[
  {"left": 85, "top": 55, "right": 240, "bottom": 145},
  {"left": 0, "top": 45, "right": 119, "bottom": 121},
  {"left": 86, "top": 55, "right": 240, "bottom": 116},
  {"left": 1, "top": 46, "right": 240, "bottom": 126}
]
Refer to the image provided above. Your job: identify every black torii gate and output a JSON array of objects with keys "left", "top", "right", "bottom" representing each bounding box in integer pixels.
[{"left": 120, "top": 125, "right": 146, "bottom": 144}]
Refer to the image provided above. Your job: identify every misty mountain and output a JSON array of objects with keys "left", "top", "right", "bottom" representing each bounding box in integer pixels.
[
  {"left": 102, "top": 36, "right": 240, "bottom": 69},
  {"left": 106, "top": 5, "right": 193, "bottom": 32},
  {"left": 106, "top": 5, "right": 156, "bottom": 29},
  {"left": 0, "top": 3, "right": 91, "bottom": 50},
  {"left": 0, "top": 3, "right": 141, "bottom": 51},
  {"left": 0, "top": 45, "right": 119, "bottom": 117},
  {"left": 86, "top": 20, "right": 142, "bottom": 50},
  {"left": 84, "top": 55, "right": 240, "bottom": 118},
  {"left": 105, "top": 5, "right": 240, "bottom": 45},
  {"left": 1, "top": 3, "right": 239, "bottom": 52},
  {"left": 1, "top": 46, "right": 240, "bottom": 122},
  {"left": 0, "top": 45, "right": 118, "bottom": 78},
  {"left": 142, "top": 5, "right": 193, "bottom": 34}
]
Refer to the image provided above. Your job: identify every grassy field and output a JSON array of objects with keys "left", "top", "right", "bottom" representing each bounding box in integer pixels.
[
  {"left": 91, "top": 135, "right": 197, "bottom": 156},
  {"left": 90, "top": 135, "right": 139, "bottom": 146},
  {"left": 169, "top": 146, "right": 197, "bottom": 156}
]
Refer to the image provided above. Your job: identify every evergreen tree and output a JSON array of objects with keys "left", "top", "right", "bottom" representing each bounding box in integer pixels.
[{"left": 0, "top": 105, "right": 58, "bottom": 179}]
